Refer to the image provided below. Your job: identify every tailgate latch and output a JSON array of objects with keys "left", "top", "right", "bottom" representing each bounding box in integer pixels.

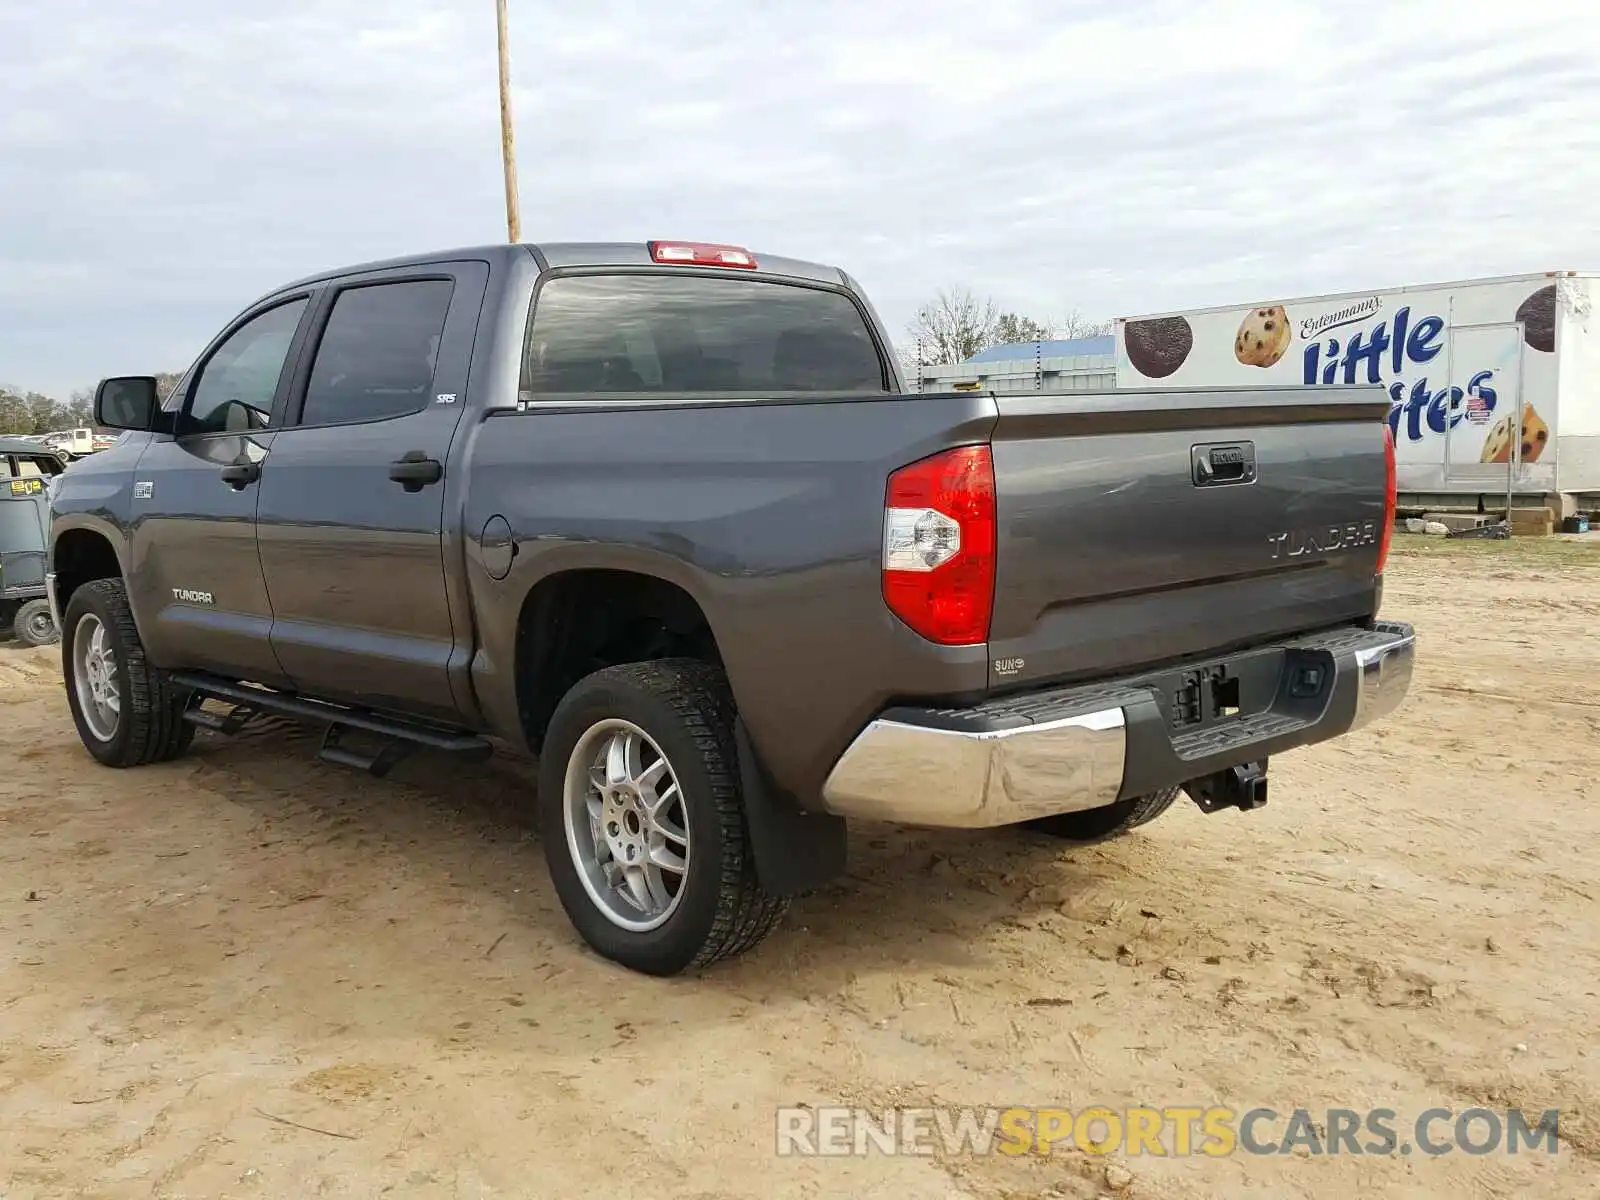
[{"left": 1191, "top": 441, "right": 1257, "bottom": 487}]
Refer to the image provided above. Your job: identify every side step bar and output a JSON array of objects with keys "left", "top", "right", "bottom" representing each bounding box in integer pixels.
[{"left": 171, "top": 672, "right": 493, "bottom": 778}]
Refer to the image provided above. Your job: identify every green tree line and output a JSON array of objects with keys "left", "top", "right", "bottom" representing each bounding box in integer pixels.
[
  {"left": 0, "top": 373, "right": 183, "bottom": 437},
  {"left": 0, "top": 386, "right": 94, "bottom": 437}
]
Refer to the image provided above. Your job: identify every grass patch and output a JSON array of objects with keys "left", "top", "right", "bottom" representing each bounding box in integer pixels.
[{"left": 1391, "top": 533, "right": 1600, "bottom": 568}]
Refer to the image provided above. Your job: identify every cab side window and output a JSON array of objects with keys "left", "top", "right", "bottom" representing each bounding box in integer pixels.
[
  {"left": 298, "top": 281, "right": 455, "bottom": 427},
  {"left": 185, "top": 298, "right": 309, "bottom": 435}
]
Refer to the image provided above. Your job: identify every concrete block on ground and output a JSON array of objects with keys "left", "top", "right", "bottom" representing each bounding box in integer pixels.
[
  {"left": 1422, "top": 512, "right": 1491, "bottom": 532},
  {"left": 1509, "top": 507, "right": 1555, "bottom": 536}
]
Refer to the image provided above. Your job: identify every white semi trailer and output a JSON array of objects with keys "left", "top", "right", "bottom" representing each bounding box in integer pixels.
[{"left": 1115, "top": 272, "right": 1599, "bottom": 515}]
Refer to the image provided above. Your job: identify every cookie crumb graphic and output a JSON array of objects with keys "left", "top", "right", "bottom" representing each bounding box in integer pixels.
[
  {"left": 1515, "top": 285, "right": 1556, "bottom": 353},
  {"left": 1123, "top": 316, "right": 1194, "bottom": 379},
  {"left": 1234, "top": 305, "right": 1292, "bottom": 368}
]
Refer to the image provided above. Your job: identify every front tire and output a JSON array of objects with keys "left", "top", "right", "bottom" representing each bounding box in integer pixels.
[
  {"left": 13, "top": 598, "right": 58, "bottom": 647},
  {"left": 538, "top": 658, "right": 787, "bottom": 976},
  {"left": 61, "top": 578, "right": 195, "bottom": 767},
  {"left": 1024, "top": 787, "right": 1180, "bottom": 844}
]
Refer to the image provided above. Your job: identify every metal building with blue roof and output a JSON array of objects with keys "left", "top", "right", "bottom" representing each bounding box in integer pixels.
[{"left": 910, "top": 337, "right": 1117, "bottom": 394}]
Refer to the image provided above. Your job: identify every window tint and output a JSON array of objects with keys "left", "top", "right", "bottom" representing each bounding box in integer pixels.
[
  {"left": 1, "top": 453, "right": 59, "bottom": 479},
  {"left": 300, "top": 280, "right": 455, "bottom": 426},
  {"left": 187, "top": 299, "right": 308, "bottom": 434},
  {"left": 0, "top": 495, "right": 47, "bottom": 554},
  {"left": 521, "top": 275, "right": 887, "bottom": 396}
]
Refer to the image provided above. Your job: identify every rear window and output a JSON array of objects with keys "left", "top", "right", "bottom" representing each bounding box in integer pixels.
[
  {"left": 521, "top": 274, "right": 888, "bottom": 397},
  {"left": 0, "top": 494, "right": 47, "bottom": 554}
]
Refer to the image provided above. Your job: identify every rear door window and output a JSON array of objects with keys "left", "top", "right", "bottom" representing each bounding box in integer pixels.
[{"left": 521, "top": 274, "right": 888, "bottom": 397}]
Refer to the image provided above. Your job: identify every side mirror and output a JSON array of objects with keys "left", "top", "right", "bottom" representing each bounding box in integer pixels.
[{"left": 94, "top": 377, "right": 161, "bottom": 432}]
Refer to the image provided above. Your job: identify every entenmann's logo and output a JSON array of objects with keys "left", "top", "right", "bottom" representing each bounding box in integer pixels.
[{"left": 1300, "top": 296, "right": 1383, "bottom": 341}]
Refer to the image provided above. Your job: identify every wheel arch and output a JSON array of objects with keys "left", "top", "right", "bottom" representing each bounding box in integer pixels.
[
  {"left": 52, "top": 520, "right": 128, "bottom": 617},
  {"left": 508, "top": 562, "right": 847, "bottom": 898},
  {"left": 512, "top": 566, "right": 723, "bottom": 756}
]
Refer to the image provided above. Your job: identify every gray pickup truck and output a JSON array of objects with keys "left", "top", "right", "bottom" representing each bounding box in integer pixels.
[{"left": 49, "top": 239, "right": 1414, "bottom": 975}]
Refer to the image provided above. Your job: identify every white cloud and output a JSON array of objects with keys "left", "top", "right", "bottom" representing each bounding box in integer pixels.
[{"left": 1, "top": 0, "right": 1597, "bottom": 394}]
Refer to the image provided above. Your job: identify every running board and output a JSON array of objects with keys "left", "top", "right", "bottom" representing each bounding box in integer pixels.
[{"left": 171, "top": 672, "right": 493, "bottom": 778}]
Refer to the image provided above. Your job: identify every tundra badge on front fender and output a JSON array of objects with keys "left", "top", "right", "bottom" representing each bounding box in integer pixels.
[{"left": 171, "top": 588, "right": 214, "bottom": 605}]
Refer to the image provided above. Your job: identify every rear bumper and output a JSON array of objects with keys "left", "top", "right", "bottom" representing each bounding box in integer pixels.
[{"left": 819, "top": 620, "right": 1415, "bottom": 828}]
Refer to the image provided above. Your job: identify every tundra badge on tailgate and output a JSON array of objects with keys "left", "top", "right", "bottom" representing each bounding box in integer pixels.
[{"left": 1266, "top": 521, "right": 1378, "bottom": 560}]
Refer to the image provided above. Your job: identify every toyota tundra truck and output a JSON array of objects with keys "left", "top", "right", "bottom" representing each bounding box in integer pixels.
[{"left": 48, "top": 239, "right": 1413, "bottom": 976}]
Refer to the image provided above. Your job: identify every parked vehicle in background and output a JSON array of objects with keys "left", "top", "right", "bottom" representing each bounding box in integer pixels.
[
  {"left": 1, "top": 437, "right": 66, "bottom": 646},
  {"left": 40, "top": 428, "right": 100, "bottom": 460},
  {"left": 48, "top": 239, "right": 1412, "bottom": 976}
]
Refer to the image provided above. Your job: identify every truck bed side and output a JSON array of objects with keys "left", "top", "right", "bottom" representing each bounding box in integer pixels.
[{"left": 459, "top": 392, "right": 1000, "bottom": 803}]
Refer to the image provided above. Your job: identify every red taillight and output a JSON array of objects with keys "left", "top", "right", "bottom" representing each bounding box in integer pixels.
[
  {"left": 1377, "top": 422, "right": 1396, "bottom": 574},
  {"left": 882, "top": 445, "right": 997, "bottom": 645},
  {"left": 647, "top": 240, "right": 757, "bottom": 269}
]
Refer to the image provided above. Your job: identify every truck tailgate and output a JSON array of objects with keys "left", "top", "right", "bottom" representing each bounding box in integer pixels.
[{"left": 988, "top": 386, "right": 1392, "bottom": 688}]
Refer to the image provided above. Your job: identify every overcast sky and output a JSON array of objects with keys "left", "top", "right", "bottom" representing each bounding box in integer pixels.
[{"left": 2, "top": 0, "right": 1596, "bottom": 397}]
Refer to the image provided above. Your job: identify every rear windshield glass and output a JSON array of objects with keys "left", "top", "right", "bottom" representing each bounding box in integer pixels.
[{"left": 521, "top": 274, "right": 888, "bottom": 396}]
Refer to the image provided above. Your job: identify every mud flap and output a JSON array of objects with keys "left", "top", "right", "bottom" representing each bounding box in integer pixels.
[{"left": 734, "top": 717, "right": 847, "bottom": 897}]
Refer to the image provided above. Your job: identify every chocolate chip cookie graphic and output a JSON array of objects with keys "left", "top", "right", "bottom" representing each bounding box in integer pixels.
[
  {"left": 1515, "top": 285, "right": 1556, "bottom": 353},
  {"left": 1480, "top": 402, "right": 1551, "bottom": 464},
  {"left": 1234, "top": 305, "right": 1292, "bottom": 368},
  {"left": 1123, "top": 316, "right": 1193, "bottom": 379}
]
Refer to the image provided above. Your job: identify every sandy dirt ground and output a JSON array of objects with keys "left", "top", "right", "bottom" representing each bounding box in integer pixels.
[{"left": 2, "top": 540, "right": 1598, "bottom": 1199}]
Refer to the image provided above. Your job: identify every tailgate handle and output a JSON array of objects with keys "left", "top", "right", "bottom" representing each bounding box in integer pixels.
[{"left": 1192, "top": 442, "right": 1256, "bottom": 487}]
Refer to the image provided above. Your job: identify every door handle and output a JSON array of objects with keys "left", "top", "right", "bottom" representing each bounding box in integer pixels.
[
  {"left": 220, "top": 460, "right": 261, "bottom": 489},
  {"left": 389, "top": 452, "right": 443, "bottom": 492}
]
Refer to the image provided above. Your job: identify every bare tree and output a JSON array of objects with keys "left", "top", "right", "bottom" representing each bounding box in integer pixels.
[
  {"left": 906, "top": 288, "right": 1002, "bottom": 366},
  {"left": 1055, "top": 309, "right": 1114, "bottom": 339},
  {"left": 906, "top": 288, "right": 1114, "bottom": 371}
]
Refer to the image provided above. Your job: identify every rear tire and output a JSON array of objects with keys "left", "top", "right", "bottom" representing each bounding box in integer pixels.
[
  {"left": 61, "top": 578, "right": 196, "bottom": 767},
  {"left": 13, "top": 598, "right": 58, "bottom": 647},
  {"left": 1024, "top": 787, "right": 1180, "bottom": 844},
  {"left": 538, "top": 658, "right": 787, "bottom": 976}
]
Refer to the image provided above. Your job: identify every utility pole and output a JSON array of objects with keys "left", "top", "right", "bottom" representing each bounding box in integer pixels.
[{"left": 496, "top": 0, "right": 521, "bottom": 242}]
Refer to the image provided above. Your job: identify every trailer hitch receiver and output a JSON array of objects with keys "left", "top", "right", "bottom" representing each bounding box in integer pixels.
[{"left": 1185, "top": 761, "right": 1269, "bottom": 813}]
